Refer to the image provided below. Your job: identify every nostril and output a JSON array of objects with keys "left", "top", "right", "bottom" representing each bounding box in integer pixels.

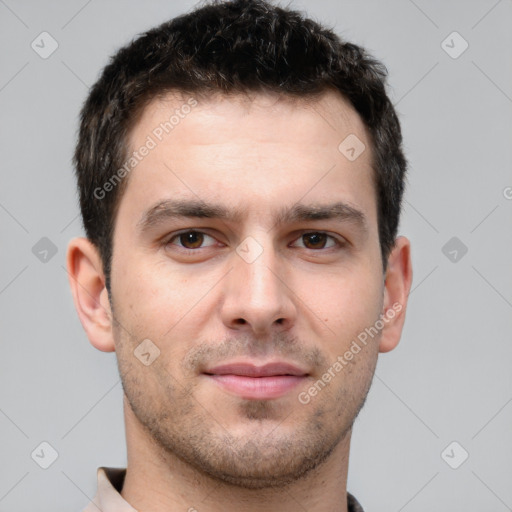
[
  {"left": 275, "top": 318, "right": 284, "bottom": 325},
  {"left": 234, "top": 318, "right": 247, "bottom": 325}
]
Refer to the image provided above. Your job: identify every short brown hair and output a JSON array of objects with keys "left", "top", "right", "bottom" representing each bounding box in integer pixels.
[{"left": 73, "top": 0, "right": 407, "bottom": 293}]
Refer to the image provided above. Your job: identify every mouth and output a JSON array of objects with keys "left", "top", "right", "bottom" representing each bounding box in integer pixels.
[{"left": 203, "top": 361, "right": 309, "bottom": 400}]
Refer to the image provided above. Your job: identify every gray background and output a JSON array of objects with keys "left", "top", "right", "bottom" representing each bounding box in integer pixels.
[{"left": 1, "top": 0, "right": 511, "bottom": 510}]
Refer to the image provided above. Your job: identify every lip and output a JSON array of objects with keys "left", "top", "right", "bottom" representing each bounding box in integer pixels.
[{"left": 204, "top": 362, "right": 308, "bottom": 400}]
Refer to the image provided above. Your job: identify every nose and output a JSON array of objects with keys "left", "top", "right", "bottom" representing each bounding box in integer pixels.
[{"left": 220, "top": 241, "right": 297, "bottom": 336}]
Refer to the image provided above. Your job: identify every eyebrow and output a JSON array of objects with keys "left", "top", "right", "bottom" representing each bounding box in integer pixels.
[
  {"left": 137, "top": 199, "right": 240, "bottom": 232},
  {"left": 278, "top": 202, "right": 368, "bottom": 233},
  {"left": 137, "top": 198, "right": 368, "bottom": 235}
]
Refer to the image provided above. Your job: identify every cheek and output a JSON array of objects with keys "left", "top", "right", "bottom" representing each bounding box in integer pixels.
[
  {"left": 296, "top": 267, "right": 383, "bottom": 348},
  {"left": 113, "top": 255, "right": 218, "bottom": 340},
  {"left": 300, "top": 267, "right": 382, "bottom": 317}
]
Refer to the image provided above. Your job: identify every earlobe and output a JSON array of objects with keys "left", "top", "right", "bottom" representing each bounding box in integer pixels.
[
  {"left": 66, "top": 237, "right": 116, "bottom": 352},
  {"left": 378, "top": 236, "right": 413, "bottom": 353}
]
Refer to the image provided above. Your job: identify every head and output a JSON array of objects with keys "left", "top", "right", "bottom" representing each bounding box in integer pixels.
[{"left": 68, "top": 0, "right": 412, "bottom": 490}]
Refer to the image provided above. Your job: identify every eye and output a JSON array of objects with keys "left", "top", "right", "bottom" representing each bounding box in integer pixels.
[
  {"left": 168, "top": 231, "right": 217, "bottom": 249},
  {"left": 292, "top": 232, "right": 338, "bottom": 250}
]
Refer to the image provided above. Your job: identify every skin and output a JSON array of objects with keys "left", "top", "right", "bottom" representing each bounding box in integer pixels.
[{"left": 67, "top": 89, "right": 412, "bottom": 512}]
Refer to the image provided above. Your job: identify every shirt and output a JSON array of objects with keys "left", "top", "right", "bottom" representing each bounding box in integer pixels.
[{"left": 82, "top": 467, "right": 365, "bottom": 512}]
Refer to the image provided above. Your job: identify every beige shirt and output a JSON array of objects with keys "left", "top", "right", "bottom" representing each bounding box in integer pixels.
[
  {"left": 82, "top": 466, "right": 365, "bottom": 512},
  {"left": 82, "top": 467, "right": 136, "bottom": 512}
]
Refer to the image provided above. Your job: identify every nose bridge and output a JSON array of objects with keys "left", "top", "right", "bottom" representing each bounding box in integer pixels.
[
  {"left": 236, "top": 236, "right": 281, "bottom": 305},
  {"left": 222, "top": 235, "right": 295, "bottom": 332},
  {"left": 242, "top": 244, "right": 279, "bottom": 300}
]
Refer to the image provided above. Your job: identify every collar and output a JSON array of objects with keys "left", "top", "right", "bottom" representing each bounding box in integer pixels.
[
  {"left": 82, "top": 467, "right": 136, "bottom": 511},
  {"left": 82, "top": 467, "right": 364, "bottom": 511}
]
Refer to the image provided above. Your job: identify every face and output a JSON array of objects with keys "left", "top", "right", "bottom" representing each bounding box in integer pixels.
[{"left": 110, "top": 90, "right": 387, "bottom": 488}]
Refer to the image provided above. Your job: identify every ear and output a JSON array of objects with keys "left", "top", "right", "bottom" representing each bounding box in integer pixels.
[
  {"left": 378, "top": 236, "right": 413, "bottom": 353},
  {"left": 66, "top": 237, "right": 115, "bottom": 352}
]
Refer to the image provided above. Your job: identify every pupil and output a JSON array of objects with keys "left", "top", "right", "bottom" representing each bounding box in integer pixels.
[
  {"left": 305, "top": 233, "right": 325, "bottom": 248},
  {"left": 181, "top": 232, "right": 203, "bottom": 248}
]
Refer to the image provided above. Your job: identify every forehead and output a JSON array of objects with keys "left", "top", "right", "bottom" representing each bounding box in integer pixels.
[
  {"left": 119, "top": 89, "right": 376, "bottom": 229},
  {"left": 132, "top": 89, "right": 368, "bottom": 148}
]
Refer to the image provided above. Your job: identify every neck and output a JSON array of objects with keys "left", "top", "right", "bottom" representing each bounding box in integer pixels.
[{"left": 120, "top": 395, "right": 351, "bottom": 512}]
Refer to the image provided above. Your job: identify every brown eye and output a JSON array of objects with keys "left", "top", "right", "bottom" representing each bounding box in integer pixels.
[
  {"left": 302, "top": 233, "right": 328, "bottom": 249},
  {"left": 291, "top": 232, "right": 339, "bottom": 250},
  {"left": 178, "top": 231, "right": 205, "bottom": 249}
]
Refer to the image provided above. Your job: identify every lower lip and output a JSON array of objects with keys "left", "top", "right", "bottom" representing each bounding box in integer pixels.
[{"left": 207, "top": 374, "right": 306, "bottom": 400}]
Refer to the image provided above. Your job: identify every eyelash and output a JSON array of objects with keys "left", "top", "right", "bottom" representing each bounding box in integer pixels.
[{"left": 165, "top": 230, "right": 345, "bottom": 251}]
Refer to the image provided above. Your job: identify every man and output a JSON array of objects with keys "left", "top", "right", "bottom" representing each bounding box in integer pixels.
[{"left": 66, "top": 0, "right": 412, "bottom": 510}]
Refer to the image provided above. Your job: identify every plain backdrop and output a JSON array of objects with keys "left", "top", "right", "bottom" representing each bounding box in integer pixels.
[{"left": 1, "top": 1, "right": 511, "bottom": 510}]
